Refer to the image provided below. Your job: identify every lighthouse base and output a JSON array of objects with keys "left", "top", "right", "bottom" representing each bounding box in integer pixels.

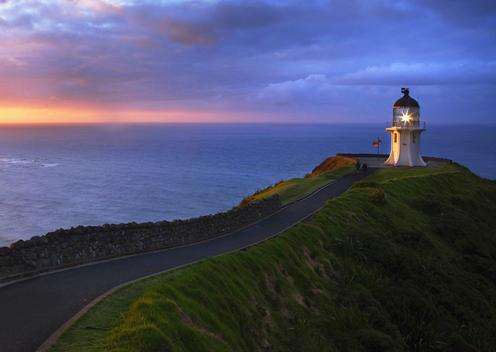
[
  {"left": 385, "top": 127, "right": 427, "bottom": 167},
  {"left": 385, "top": 154, "right": 427, "bottom": 167}
]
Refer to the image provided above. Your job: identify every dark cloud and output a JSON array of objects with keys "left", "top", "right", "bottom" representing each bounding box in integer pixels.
[
  {"left": 0, "top": 0, "right": 494, "bottom": 122},
  {"left": 213, "top": 1, "right": 282, "bottom": 29},
  {"left": 417, "top": 0, "right": 496, "bottom": 25}
]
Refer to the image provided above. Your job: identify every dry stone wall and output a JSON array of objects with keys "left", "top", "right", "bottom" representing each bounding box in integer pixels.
[{"left": 0, "top": 196, "right": 280, "bottom": 281}]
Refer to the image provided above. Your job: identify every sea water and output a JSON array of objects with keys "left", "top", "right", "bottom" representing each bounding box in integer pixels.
[{"left": 0, "top": 123, "right": 494, "bottom": 246}]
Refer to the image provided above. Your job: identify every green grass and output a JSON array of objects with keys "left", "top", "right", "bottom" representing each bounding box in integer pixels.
[
  {"left": 51, "top": 162, "right": 496, "bottom": 352},
  {"left": 241, "top": 164, "right": 355, "bottom": 206}
]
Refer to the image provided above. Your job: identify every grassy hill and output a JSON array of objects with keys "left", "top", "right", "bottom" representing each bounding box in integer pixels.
[
  {"left": 52, "top": 161, "right": 496, "bottom": 352},
  {"left": 240, "top": 155, "right": 356, "bottom": 206}
]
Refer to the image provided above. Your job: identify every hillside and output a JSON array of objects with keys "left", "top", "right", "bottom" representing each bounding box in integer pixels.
[
  {"left": 240, "top": 155, "right": 356, "bottom": 206},
  {"left": 52, "top": 162, "right": 496, "bottom": 352}
]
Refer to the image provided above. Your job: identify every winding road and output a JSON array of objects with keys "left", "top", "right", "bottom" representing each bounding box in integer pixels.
[{"left": 0, "top": 171, "right": 372, "bottom": 352}]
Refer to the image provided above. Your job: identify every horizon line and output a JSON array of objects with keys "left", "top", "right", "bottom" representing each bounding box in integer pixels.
[{"left": 0, "top": 121, "right": 494, "bottom": 127}]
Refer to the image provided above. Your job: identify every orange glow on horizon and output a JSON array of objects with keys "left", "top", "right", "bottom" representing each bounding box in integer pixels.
[{"left": 0, "top": 105, "right": 256, "bottom": 124}]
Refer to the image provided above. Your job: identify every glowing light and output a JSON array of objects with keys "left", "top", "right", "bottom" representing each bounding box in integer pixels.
[{"left": 400, "top": 109, "right": 412, "bottom": 124}]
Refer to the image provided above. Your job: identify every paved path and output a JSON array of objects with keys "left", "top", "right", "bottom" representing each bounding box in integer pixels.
[{"left": 0, "top": 171, "right": 372, "bottom": 352}]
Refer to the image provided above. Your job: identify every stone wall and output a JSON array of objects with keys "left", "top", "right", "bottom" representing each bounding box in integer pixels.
[{"left": 0, "top": 196, "right": 280, "bottom": 281}]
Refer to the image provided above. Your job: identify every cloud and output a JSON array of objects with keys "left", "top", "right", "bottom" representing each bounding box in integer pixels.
[
  {"left": 160, "top": 19, "right": 216, "bottom": 46},
  {"left": 259, "top": 60, "right": 496, "bottom": 105},
  {"left": 337, "top": 62, "right": 496, "bottom": 86},
  {"left": 417, "top": 0, "right": 496, "bottom": 25},
  {"left": 213, "top": 1, "right": 281, "bottom": 29},
  {"left": 0, "top": 0, "right": 494, "bottom": 123},
  {"left": 258, "top": 74, "right": 333, "bottom": 105}
]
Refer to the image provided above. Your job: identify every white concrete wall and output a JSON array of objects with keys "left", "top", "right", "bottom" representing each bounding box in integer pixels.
[{"left": 385, "top": 127, "right": 426, "bottom": 167}]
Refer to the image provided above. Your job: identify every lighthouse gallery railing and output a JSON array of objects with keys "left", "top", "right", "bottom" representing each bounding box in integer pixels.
[{"left": 387, "top": 120, "right": 426, "bottom": 129}]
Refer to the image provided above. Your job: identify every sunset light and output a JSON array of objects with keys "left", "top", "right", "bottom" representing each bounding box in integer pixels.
[{"left": 0, "top": 105, "right": 258, "bottom": 124}]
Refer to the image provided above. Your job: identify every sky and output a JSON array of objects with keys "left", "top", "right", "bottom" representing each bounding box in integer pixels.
[{"left": 0, "top": 0, "right": 495, "bottom": 124}]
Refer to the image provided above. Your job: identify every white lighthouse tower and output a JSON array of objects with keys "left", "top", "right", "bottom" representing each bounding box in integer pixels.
[{"left": 385, "top": 88, "right": 426, "bottom": 167}]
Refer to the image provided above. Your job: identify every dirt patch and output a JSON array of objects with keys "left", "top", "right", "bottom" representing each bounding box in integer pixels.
[{"left": 310, "top": 156, "right": 356, "bottom": 177}]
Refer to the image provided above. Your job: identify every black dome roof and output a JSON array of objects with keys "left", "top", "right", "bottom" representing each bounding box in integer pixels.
[{"left": 393, "top": 88, "right": 419, "bottom": 108}]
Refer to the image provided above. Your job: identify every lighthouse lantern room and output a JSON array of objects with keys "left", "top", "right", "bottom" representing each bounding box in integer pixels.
[{"left": 385, "top": 88, "right": 427, "bottom": 167}]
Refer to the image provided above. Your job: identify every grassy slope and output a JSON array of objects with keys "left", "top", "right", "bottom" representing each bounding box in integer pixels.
[
  {"left": 52, "top": 163, "right": 496, "bottom": 352},
  {"left": 241, "top": 156, "right": 356, "bottom": 206}
]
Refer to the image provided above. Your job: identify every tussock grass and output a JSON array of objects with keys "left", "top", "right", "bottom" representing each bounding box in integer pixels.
[{"left": 52, "top": 162, "right": 496, "bottom": 352}]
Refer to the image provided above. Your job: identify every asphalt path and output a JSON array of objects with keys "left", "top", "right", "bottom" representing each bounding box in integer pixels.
[{"left": 0, "top": 170, "right": 371, "bottom": 352}]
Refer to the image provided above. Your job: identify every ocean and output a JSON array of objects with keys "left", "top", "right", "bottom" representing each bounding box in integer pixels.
[{"left": 0, "top": 123, "right": 494, "bottom": 246}]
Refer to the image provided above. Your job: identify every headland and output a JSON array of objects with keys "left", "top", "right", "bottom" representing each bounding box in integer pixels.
[{"left": 46, "top": 155, "right": 496, "bottom": 352}]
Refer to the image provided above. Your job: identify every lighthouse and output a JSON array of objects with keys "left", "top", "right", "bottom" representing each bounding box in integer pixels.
[{"left": 385, "top": 88, "right": 426, "bottom": 167}]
